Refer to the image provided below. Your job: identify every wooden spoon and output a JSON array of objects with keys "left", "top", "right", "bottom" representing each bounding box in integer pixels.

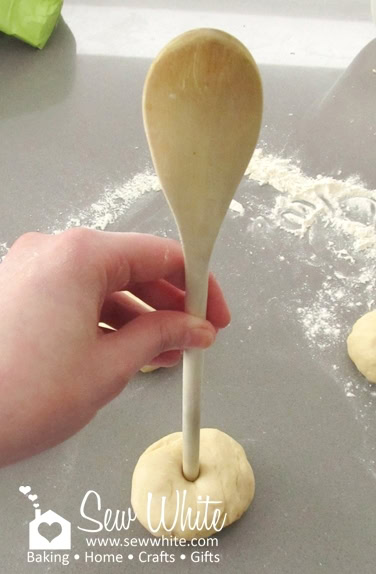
[{"left": 143, "top": 28, "right": 262, "bottom": 481}]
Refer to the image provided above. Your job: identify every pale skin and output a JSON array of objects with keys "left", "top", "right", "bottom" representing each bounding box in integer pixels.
[{"left": 0, "top": 229, "right": 230, "bottom": 468}]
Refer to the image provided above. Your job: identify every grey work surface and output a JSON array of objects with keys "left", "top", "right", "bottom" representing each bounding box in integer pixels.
[{"left": 1, "top": 1, "right": 376, "bottom": 573}]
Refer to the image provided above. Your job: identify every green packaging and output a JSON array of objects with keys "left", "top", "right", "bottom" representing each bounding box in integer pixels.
[{"left": 0, "top": 0, "right": 63, "bottom": 49}]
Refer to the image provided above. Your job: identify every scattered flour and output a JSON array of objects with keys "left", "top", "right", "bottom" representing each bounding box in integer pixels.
[
  {"left": 296, "top": 305, "right": 341, "bottom": 350},
  {"left": 1, "top": 171, "right": 160, "bottom": 259},
  {"left": 245, "top": 148, "right": 376, "bottom": 478},
  {"left": 54, "top": 171, "right": 160, "bottom": 233},
  {"left": 246, "top": 148, "right": 376, "bottom": 355},
  {"left": 229, "top": 199, "right": 245, "bottom": 216},
  {"left": 0, "top": 242, "right": 9, "bottom": 262},
  {"left": 246, "top": 149, "right": 376, "bottom": 254}
]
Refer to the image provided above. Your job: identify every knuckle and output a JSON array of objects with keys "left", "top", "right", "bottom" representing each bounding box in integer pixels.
[
  {"left": 157, "top": 316, "right": 176, "bottom": 352},
  {"left": 62, "top": 227, "right": 93, "bottom": 246},
  {"left": 58, "top": 227, "right": 95, "bottom": 267},
  {"left": 12, "top": 231, "right": 43, "bottom": 250}
]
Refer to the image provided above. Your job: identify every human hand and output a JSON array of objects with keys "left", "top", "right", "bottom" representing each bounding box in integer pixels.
[{"left": 0, "top": 229, "right": 230, "bottom": 467}]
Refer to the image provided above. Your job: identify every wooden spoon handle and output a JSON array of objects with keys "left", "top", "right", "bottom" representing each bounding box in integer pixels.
[
  {"left": 183, "top": 348, "right": 204, "bottom": 481},
  {"left": 182, "top": 259, "right": 209, "bottom": 481}
]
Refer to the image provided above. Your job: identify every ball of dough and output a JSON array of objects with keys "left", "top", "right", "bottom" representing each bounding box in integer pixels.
[
  {"left": 347, "top": 310, "right": 376, "bottom": 383},
  {"left": 131, "top": 428, "right": 255, "bottom": 539},
  {"left": 140, "top": 365, "right": 160, "bottom": 373}
]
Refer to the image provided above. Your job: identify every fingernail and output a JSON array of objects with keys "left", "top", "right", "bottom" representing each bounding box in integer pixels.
[{"left": 185, "top": 321, "right": 216, "bottom": 348}]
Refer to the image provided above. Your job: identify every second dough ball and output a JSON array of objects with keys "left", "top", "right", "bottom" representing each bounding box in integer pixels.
[
  {"left": 131, "top": 428, "right": 255, "bottom": 539},
  {"left": 347, "top": 310, "right": 376, "bottom": 383}
]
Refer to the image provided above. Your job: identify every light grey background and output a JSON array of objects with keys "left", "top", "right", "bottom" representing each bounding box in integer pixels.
[{"left": 0, "top": 1, "right": 376, "bottom": 573}]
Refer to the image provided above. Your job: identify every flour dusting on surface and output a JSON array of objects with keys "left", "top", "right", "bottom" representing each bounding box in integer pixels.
[
  {"left": 0, "top": 242, "right": 9, "bottom": 262},
  {"left": 247, "top": 149, "right": 376, "bottom": 254},
  {"left": 54, "top": 171, "right": 160, "bottom": 233},
  {"left": 229, "top": 199, "right": 245, "bottom": 216},
  {"left": 243, "top": 148, "right": 376, "bottom": 478},
  {"left": 246, "top": 148, "right": 376, "bottom": 352}
]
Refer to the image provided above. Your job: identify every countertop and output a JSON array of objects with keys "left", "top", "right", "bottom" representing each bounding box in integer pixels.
[{"left": 1, "top": 1, "right": 376, "bottom": 572}]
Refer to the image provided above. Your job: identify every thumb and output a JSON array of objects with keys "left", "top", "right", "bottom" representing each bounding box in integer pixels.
[{"left": 94, "top": 311, "right": 216, "bottom": 403}]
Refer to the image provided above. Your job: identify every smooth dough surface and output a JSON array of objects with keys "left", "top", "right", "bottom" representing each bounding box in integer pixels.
[
  {"left": 347, "top": 310, "right": 376, "bottom": 383},
  {"left": 131, "top": 428, "right": 255, "bottom": 539}
]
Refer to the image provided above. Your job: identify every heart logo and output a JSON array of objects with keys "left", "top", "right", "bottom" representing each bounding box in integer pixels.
[
  {"left": 33, "top": 503, "right": 39, "bottom": 508},
  {"left": 19, "top": 486, "right": 31, "bottom": 495},
  {"left": 38, "top": 522, "right": 62, "bottom": 543},
  {"left": 28, "top": 494, "right": 38, "bottom": 502}
]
